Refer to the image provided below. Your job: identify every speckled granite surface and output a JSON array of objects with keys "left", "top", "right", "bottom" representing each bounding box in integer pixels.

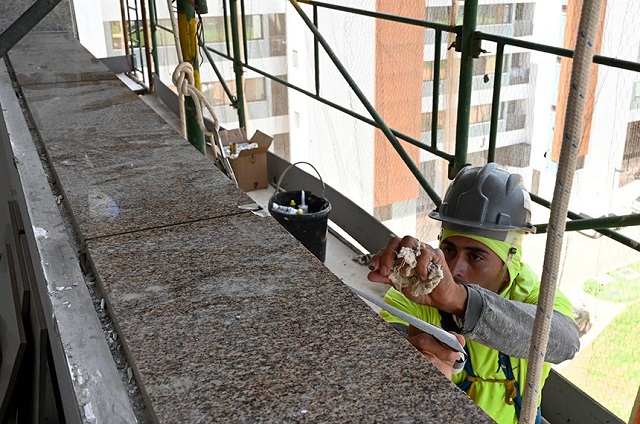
[
  {"left": 22, "top": 106, "right": 248, "bottom": 239},
  {"left": 10, "top": 33, "right": 117, "bottom": 84},
  {"left": 12, "top": 38, "right": 250, "bottom": 240},
  {"left": 8, "top": 33, "right": 493, "bottom": 423},
  {"left": 18, "top": 81, "right": 171, "bottom": 136},
  {"left": 86, "top": 214, "right": 486, "bottom": 422}
]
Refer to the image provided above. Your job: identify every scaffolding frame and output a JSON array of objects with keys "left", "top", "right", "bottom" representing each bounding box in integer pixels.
[{"left": 147, "top": 0, "right": 640, "bottom": 252}]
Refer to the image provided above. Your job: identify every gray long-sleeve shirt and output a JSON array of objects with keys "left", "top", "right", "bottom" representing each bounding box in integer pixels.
[
  {"left": 461, "top": 283, "right": 580, "bottom": 363},
  {"left": 389, "top": 284, "right": 580, "bottom": 364}
]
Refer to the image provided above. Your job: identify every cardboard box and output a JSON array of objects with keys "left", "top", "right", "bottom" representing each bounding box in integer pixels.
[{"left": 218, "top": 128, "right": 273, "bottom": 192}]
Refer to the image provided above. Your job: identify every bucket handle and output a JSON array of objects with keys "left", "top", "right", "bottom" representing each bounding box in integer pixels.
[{"left": 275, "top": 161, "right": 325, "bottom": 197}]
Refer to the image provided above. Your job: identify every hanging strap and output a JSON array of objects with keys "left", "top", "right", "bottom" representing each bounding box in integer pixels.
[{"left": 499, "top": 353, "right": 542, "bottom": 424}]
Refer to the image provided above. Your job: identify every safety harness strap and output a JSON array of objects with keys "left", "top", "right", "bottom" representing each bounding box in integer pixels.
[{"left": 456, "top": 348, "right": 541, "bottom": 423}]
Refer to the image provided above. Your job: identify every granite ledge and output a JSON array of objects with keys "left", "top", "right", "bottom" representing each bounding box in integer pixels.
[{"left": 85, "top": 213, "right": 492, "bottom": 423}]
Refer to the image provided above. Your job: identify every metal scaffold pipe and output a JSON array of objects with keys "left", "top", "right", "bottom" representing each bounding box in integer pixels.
[
  {"left": 452, "top": 0, "right": 478, "bottom": 178},
  {"left": 289, "top": 0, "right": 441, "bottom": 205},
  {"left": 229, "top": 0, "right": 247, "bottom": 130},
  {"left": 148, "top": 0, "right": 160, "bottom": 76},
  {"left": 520, "top": 0, "right": 604, "bottom": 422},
  {"left": 177, "top": 0, "right": 206, "bottom": 154}
]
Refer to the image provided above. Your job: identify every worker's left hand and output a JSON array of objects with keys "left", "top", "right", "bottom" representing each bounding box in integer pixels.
[{"left": 407, "top": 325, "right": 466, "bottom": 379}]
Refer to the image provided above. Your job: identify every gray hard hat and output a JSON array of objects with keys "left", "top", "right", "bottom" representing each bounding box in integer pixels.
[{"left": 429, "top": 163, "right": 535, "bottom": 241}]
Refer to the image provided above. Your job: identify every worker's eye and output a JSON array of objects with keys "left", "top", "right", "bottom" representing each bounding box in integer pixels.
[
  {"left": 468, "top": 253, "right": 483, "bottom": 262},
  {"left": 441, "top": 246, "right": 455, "bottom": 257}
]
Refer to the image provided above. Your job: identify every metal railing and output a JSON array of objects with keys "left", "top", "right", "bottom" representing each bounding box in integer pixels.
[
  {"left": 119, "top": 0, "right": 153, "bottom": 90},
  {"left": 144, "top": 0, "right": 640, "bottom": 252}
]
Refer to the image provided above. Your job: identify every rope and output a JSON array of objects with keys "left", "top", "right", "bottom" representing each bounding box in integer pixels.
[
  {"left": 166, "top": 0, "right": 186, "bottom": 137},
  {"left": 519, "top": 1, "right": 603, "bottom": 422},
  {"left": 165, "top": 0, "right": 237, "bottom": 184},
  {"left": 171, "top": 62, "right": 220, "bottom": 138}
]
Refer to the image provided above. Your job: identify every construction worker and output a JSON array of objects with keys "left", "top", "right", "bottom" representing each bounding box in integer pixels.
[{"left": 367, "top": 163, "right": 580, "bottom": 424}]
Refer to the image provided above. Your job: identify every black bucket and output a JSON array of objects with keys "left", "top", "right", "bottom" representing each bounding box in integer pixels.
[{"left": 268, "top": 162, "right": 331, "bottom": 262}]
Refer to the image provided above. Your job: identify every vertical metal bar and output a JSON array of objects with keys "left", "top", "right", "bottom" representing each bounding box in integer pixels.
[
  {"left": 431, "top": 30, "right": 442, "bottom": 149},
  {"left": 139, "top": 0, "right": 153, "bottom": 91},
  {"left": 223, "top": 0, "right": 230, "bottom": 56},
  {"left": 314, "top": 5, "right": 320, "bottom": 96},
  {"left": 128, "top": 4, "right": 140, "bottom": 76},
  {"left": 288, "top": 0, "right": 441, "bottom": 205},
  {"left": 487, "top": 42, "right": 505, "bottom": 163},
  {"left": 229, "top": 0, "right": 247, "bottom": 129},
  {"left": 452, "top": 0, "right": 479, "bottom": 177},
  {"left": 119, "top": 0, "right": 131, "bottom": 59},
  {"left": 135, "top": 5, "right": 143, "bottom": 74},
  {"left": 148, "top": 0, "right": 160, "bottom": 76},
  {"left": 177, "top": 0, "right": 206, "bottom": 153},
  {"left": 240, "top": 0, "right": 248, "bottom": 66}
]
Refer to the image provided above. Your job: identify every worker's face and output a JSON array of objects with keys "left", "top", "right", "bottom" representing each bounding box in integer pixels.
[{"left": 440, "top": 236, "right": 508, "bottom": 293}]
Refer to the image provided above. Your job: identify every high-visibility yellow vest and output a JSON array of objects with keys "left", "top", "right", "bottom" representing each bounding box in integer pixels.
[{"left": 381, "top": 264, "right": 575, "bottom": 423}]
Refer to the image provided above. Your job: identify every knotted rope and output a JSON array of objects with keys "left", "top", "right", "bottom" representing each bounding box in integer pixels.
[{"left": 166, "top": 0, "right": 236, "bottom": 183}]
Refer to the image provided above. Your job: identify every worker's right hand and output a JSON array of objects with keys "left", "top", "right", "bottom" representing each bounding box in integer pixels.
[
  {"left": 366, "top": 235, "right": 467, "bottom": 316},
  {"left": 407, "top": 325, "right": 466, "bottom": 379}
]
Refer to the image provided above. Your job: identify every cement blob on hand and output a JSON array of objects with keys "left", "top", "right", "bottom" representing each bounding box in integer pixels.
[{"left": 389, "top": 246, "right": 444, "bottom": 297}]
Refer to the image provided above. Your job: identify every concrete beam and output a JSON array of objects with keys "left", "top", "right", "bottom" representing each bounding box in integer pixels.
[{"left": 0, "top": 0, "right": 63, "bottom": 58}]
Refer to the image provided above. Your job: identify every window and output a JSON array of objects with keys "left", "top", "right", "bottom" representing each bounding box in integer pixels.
[
  {"left": 510, "top": 52, "right": 531, "bottom": 84},
  {"left": 244, "top": 15, "right": 263, "bottom": 40},
  {"left": 203, "top": 16, "right": 226, "bottom": 43},
  {"left": 507, "top": 99, "right": 526, "bottom": 114},
  {"left": 202, "top": 81, "right": 228, "bottom": 106},
  {"left": 423, "top": 61, "right": 446, "bottom": 82},
  {"left": 469, "top": 104, "right": 492, "bottom": 125},
  {"left": 505, "top": 99, "right": 527, "bottom": 130},
  {"left": 421, "top": 111, "right": 445, "bottom": 132},
  {"left": 473, "top": 55, "right": 499, "bottom": 76},
  {"left": 426, "top": 7, "right": 461, "bottom": 25},
  {"left": 108, "top": 21, "right": 125, "bottom": 50},
  {"left": 202, "top": 77, "right": 266, "bottom": 106},
  {"left": 155, "top": 19, "right": 176, "bottom": 46},
  {"left": 514, "top": 3, "right": 535, "bottom": 36},
  {"left": 268, "top": 14, "right": 286, "bottom": 56},
  {"left": 271, "top": 76, "right": 288, "bottom": 116},
  {"left": 245, "top": 77, "right": 266, "bottom": 102},
  {"left": 515, "top": 3, "right": 524, "bottom": 20},
  {"left": 428, "top": 4, "right": 512, "bottom": 26},
  {"left": 477, "top": 4, "right": 512, "bottom": 25}
]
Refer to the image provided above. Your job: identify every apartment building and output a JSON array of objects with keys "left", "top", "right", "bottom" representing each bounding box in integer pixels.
[{"left": 285, "top": 0, "right": 545, "bottom": 240}]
